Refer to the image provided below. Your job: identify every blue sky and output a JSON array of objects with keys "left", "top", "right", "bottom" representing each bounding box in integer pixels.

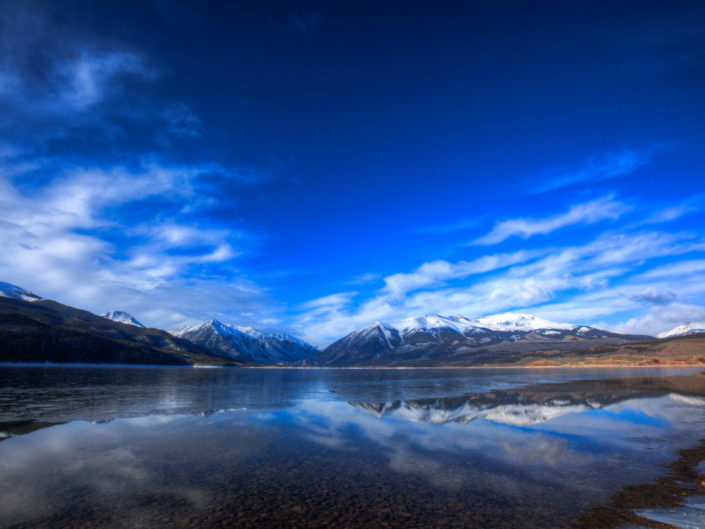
[{"left": 0, "top": 0, "right": 704, "bottom": 345}]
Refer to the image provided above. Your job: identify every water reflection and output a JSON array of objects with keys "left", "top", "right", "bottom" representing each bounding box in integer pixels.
[
  {"left": 1, "top": 365, "right": 702, "bottom": 426},
  {"left": 349, "top": 373, "right": 705, "bottom": 426},
  {"left": 0, "top": 372, "right": 704, "bottom": 528}
]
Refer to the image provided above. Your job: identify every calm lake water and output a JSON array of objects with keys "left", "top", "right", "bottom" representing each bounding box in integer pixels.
[{"left": 1, "top": 366, "right": 704, "bottom": 528}]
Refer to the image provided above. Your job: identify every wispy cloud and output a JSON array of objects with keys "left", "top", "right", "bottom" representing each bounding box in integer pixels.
[
  {"left": 0, "top": 1, "right": 286, "bottom": 334},
  {"left": 0, "top": 3, "right": 155, "bottom": 113},
  {"left": 0, "top": 0, "right": 204, "bottom": 157},
  {"left": 345, "top": 273, "right": 381, "bottom": 286},
  {"left": 295, "top": 228, "right": 705, "bottom": 345},
  {"left": 641, "top": 192, "right": 705, "bottom": 225},
  {"left": 415, "top": 217, "right": 485, "bottom": 235},
  {"left": 301, "top": 292, "right": 358, "bottom": 311},
  {"left": 0, "top": 159, "right": 273, "bottom": 328},
  {"left": 611, "top": 303, "right": 705, "bottom": 336},
  {"left": 636, "top": 259, "right": 705, "bottom": 280},
  {"left": 535, "top": 148, "right": 655, "bottom": 193},
  {"left": 382, "top": 251, "right": 540, "bottom": 298},
  {"left": 472, "top": 195, "right": 629, "bottom": 245},
  {"left": 59, "top": 50, "right": 155, "bottom": 109}
]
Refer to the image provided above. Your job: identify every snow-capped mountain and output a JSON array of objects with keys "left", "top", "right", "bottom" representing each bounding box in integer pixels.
[
  {"left": 657, "top": 323, "right": 705, "bottom": 339},
  {"left": 474, "top": 312, "right": 576, "bottom": 332},
  {"left": 170, "top": 320, "right": 319, "bottom": 365},
  {"left": 314, "top": 312, "right": 652, "bottom": 366},
  {"left": 395, "top": 314, "right": 487, "bottom": 335},
  {"left": 0, "top": 282, "right": 43, "bottom": 302},
  {"left": 0, "top": 287, "right": 235, "bottom": 366},
  {"left": 100, "top": 311, "right": 145, "bottom": 328}
]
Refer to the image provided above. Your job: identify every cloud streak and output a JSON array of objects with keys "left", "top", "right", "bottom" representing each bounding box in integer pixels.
[
  {"left": 535, "top": 148, "right": 655, "bottom": 193},
  {"left": 295, "top": 227, "right": 705, "bottom": 345},
  {"left": 60, "top": 50, "right": 155, "bottom": 109},
  {"left": 472, "top": 195, "right": 629, "bottom": 245},
  {"left": 0, "top": 159, "right": 275, "bottom": 329}
]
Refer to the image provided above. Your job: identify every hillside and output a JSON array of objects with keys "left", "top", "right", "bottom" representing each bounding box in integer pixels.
[{"left": 0, "top": 297, "right": 239, "bottom": 366}]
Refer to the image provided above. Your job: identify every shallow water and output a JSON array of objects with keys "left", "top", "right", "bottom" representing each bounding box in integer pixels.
[{"left": 1, "top": 366, "right": 704, "bottom": 528}]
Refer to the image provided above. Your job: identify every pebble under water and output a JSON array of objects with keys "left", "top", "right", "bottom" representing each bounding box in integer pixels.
[{"left": 1, "top": 366, "right": 704, "bottom": 529}]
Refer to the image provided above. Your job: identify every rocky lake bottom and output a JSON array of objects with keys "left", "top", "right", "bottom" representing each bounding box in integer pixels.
[{"left": 1, "top": 366, "right": 704, "bottom": 528}]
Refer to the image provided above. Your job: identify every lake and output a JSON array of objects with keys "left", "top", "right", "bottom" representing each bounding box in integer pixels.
[{"left": 1, "top": 366, "right": 704, "bottom": 528}]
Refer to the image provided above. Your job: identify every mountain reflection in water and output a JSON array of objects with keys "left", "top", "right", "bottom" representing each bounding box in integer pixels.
[
  {"left": 0, "top": 367, "right": 704, "bottom": 528},
  {"left": 350, "top": 373, "right": 705, "bottom": 426}
]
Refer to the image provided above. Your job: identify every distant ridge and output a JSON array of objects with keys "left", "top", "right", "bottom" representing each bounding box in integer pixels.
[
  {"left": 657, "top": 323, "right": 705, "bottom": 339},
  {"left": 3, "top": 280, "right": 704, "bottom": 367},
  {"left": 312, "top": 312, "right": 654, "bottom": 367}
]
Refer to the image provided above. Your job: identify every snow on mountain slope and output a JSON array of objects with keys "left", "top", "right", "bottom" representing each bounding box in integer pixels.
[
  {"left": 356, "top": 399, "right": 591, "bottom": 426},
  {"left": 100, "top": 311, "right": 145, "bottom": 328},
  {"left": 474, "top": 312, "right": 576, "bottom": 332},
  {"left": 170, "top": 320, "right": 319, "bottom": 364},
  {"left": 315, "top": 311, "right": 649, "bottom": 366},
  {"left": 0, "top": 282, "right": 43, "bottom": 302},
  {"left": 339, "top": 322, "right": 401, "bottom": 348},
  {"left": 394, "top": 314, "right": 487, "bottom": 335},
  {"left": 657, "top": 323, "right": 705, "bottom": 339},
  {"left": 392, "top": 312, "right": 579, "bottom": 335}
]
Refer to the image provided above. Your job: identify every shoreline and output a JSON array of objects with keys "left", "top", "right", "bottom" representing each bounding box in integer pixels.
[
  {"left": 574, "top": 437, "right": 705, "bottom": 529},
  {"left": 2, "top": 362, "right": 705, "bottom": 370}
]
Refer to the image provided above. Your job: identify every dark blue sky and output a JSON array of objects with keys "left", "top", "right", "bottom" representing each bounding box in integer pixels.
[{"left": 1, "top": 0, "right": 704, "bottom": 344}]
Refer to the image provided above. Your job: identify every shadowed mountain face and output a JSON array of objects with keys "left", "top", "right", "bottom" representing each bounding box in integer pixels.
[
  {"left": 0, "top": 297, "right": 238, "bottom": 366},
  {"left": 314, "top": 314, "right": 654, "bottom": 367},
  {"left": 171, "top": 320, "right": 320, "bottom": 365},
  {"left": 351, "top": 373, "right": 705, "bottom": 426}
]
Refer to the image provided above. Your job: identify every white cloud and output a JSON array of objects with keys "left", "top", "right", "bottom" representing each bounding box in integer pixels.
[
  {"left": 473, "top": 196, "right": 629, "bottom": 245},
  {"left": 60, "top": 50, "right": 155, "bottom": 109},
  {"left": 301, "top": 292, "right": 358, "bottom": 311},
  {"left": 0, "top": 160, "right": 274, "bottom": 329},
  {"left": 295, "top": 228, "right": 705, "bottom": 345},
  {"left": 637, "top": 259, "right": 705, "bottom": 280},
  {"left": 611, "top": 303, "right": 705, "bottom": 336},
  {"left": 382, "top": 251, "right": 540, "bottom": 298},
  {"left": 643, "top": 199, "right": 702, "bottom": 224}
]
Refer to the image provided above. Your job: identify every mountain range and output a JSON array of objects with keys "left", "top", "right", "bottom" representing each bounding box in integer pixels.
[
  {"left": 1, "top": 281, "right": 704, "bottom": 367},
  {"left": 314, "top": 313, "right": 653, "bottom": 366},
  {"left": 0, "top": 284, "right": 234, "bottom": 366}
]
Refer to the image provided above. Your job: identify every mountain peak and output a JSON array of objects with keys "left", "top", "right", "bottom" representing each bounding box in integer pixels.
[
  {"left": 100, "top": 311, "right": 145, "bottom": 328},
  {"left": 171, "top": 319, "right": 319, "bottom": 364},
  {"left": 657, "top": 322, "right": 705, "bottom": 339},
  {"left": 171, "top": 319, "right": 226, "bottom": 335},
  {"left": 314, "top": 310, "right": 635, "bottom": 366},
  {"left": 0, "top": 282, "right": 43, "bottom": 302},
  {"left": 474, "top": 312, "right": 576, "bottom": 332},
  {"left": 392, "top": 314, "right": 485, "bottom": 336},
  {"left": 361, "top": 321, "right": 395, "bottom": 330}
]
